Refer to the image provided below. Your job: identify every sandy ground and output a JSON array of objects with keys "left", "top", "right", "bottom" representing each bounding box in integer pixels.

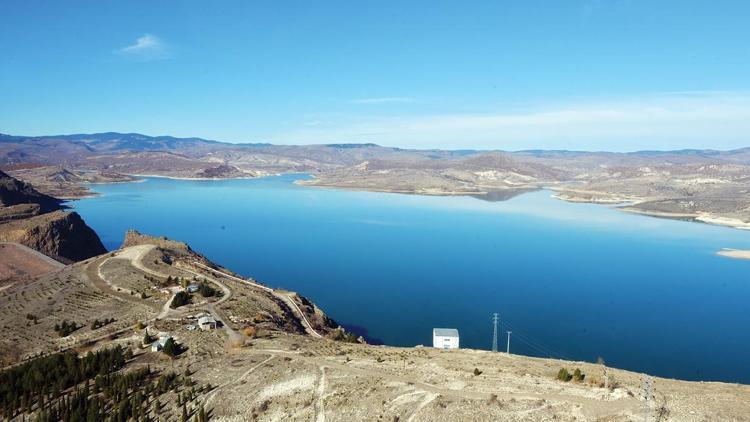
[
  {"left": 716, "top": 248, "right": 750, "bottom": 260},
  {"left": 0, "top": 242, "right": 63, "bottom": 281}
]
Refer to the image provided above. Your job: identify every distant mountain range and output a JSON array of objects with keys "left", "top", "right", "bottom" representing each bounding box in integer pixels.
[{"left": 4, "top": 131, "right": 750, "bottom": 156}]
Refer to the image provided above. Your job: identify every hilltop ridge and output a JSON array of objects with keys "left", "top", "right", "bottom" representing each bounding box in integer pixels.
[{"left": 5, "top": 131, "right": 750, "bottom": 229}]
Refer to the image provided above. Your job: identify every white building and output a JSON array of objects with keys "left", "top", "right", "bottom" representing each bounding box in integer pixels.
[
  {"left": 198, "top": 315, "right": 217, "bottom": 331},
  {"left": 151, "top": 335, "right": 172, "bottom": 352},
  {"left": 433, "top": 328, "right": 459, "bottom": 349}
]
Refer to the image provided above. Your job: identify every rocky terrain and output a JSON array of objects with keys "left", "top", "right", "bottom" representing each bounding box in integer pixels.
[
  {"left": 0, "top": 170, "right": 106, "bottom": 262},
  {"left": 5, "top": 132, "right": 750, "bottom": 229},
  {"left": 2, "top": 164, "right": 137, "bottom": 199}
]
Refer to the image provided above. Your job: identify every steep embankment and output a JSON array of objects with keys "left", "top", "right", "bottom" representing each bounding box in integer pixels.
[
  {"left": 0, "top": 170, "right": 106, "bottom": 262},
  {"left": 0, "top": 211, "right": 106, "bottom": 263},
  {"left": 0, "top": 170, "right": 61, "bottom": 212}
]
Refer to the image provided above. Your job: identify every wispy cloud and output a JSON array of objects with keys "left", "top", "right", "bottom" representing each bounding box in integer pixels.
[
  {"left": 271, "top": 92, "right": 750, "bottom": 151},
  {"left": 116, "top": 34, "right": 171, "bottom": 61},
  {"left": 347, "top": 97, "right": 417, "bottom": 105}
]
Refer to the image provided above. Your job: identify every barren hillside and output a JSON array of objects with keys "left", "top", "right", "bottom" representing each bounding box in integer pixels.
[{"left": 1, "top": 230, "right": 748, "bottom": 421}]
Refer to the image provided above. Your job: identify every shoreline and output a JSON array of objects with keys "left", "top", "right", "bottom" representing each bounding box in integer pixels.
[
  {"left": 717, "top": 248, "right": 750, "bottom": 260},
  {"left": 76, "top": 171, "right": 750, "bottom": 233},
  {"left": 295, "top": 179, "right": 490, "bottom": 197},
  {"left": 551, "top": 192, "right": 750, "bottom": 232},
  {"left": 124, "top": 172, "right": 270, "bottom": 181}
]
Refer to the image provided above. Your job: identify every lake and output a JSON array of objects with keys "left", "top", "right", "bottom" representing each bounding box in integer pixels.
[{"left": 72, "top": 174, "right": 750, "bottom": 384}]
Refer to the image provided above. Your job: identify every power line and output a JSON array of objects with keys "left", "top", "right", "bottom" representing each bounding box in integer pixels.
[{"left": 498, "top": 321, "right": 571, "bottom": 360}]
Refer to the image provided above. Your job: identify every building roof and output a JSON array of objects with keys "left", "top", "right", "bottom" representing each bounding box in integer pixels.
[
  {"left": 198, "top": 316, "right": 216, "bottom": 324},
  {"left": 433, "top": 328, "right": 459, "bottom": 337}
]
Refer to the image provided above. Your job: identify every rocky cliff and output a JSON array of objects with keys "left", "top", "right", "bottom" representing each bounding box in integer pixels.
[
  {"left": 0, "top": 171, "right": 106, "bottom": 262},
  {"left": 0, "top": 210, "right": 106, "bottom": 263},
  {"left": 0, "top": 170, "right": 62, "bottom": 213}
]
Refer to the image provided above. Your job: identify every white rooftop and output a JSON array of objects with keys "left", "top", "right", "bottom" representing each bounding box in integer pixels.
[
  {"left": 198, "top": 316, "right": 216, "bottom": 324},
  {"left": 433, "top": 328, "right": 459, "bottom": 337}
]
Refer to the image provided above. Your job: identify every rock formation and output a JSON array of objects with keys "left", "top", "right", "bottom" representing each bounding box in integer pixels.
[{"left": 0, "top": 170, "right": 106, "bottom": 262}]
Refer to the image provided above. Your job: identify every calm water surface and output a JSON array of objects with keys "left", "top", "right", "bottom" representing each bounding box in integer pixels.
[{"left": 73, "top": 174, "right": 750, "bottom": 383}]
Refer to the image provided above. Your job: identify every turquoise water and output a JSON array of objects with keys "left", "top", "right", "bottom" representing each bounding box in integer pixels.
[{"left": 73, "top": 174, "right": 750, "bottom": 383}]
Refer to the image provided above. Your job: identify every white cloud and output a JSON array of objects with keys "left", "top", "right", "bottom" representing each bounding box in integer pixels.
[
  {"left": 271, "top": 92, "right": 750, "bottom": 151},
  {"left": 116, "top": 34, "right": 170, "bottom": 61},
  {"left": 347, "top": 97, "right": 417, "bottom": 105}
]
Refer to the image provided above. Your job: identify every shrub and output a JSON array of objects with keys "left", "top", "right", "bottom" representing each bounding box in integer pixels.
[
  {"left": 171, "top": 291, "right": 192, "bottom": 308},
  {"left": 242, "top": 326, "right": 256, "bottom": 338},
  {"left": 330, "top": 327, "right": 358, "bottom": 343},
  {"left": 557, "top": 368, "right": 572, "bottom": 382},
  {"left": 162, "top": 338, "right": 178, "bottom": 357},
  {"left": 572, "top": 368, "right": 585, "bottom": 382},
  {"left": 198, "top": 283, "right": 219, "bottom": 298},
  {"left": 473, "top": 368, "right": 483, "bottom": 376},
  {"left": 54, "top": 320, "right": 79, "bottom": 337}
]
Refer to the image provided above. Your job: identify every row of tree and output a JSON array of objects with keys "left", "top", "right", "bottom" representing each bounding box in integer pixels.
[
  {"left": 53, "top": 320, "right": 79, "bottom": 337},
  {"left": 90, "top": 318, "right": 116, "bottom": 330}
]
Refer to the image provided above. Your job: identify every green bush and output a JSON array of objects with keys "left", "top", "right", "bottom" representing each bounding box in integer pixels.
[
  {"left": 198, "top": 283, "right": 220, "bottom": 298},
  {"left": 330, "top": 327, "right": 357, "bottom": 343},
  {"left": 572, "top": 368, "right": 585, "bottom": 382},
  {"left": 162, "top": 338, "right": 183, "bottom": 358},
  {"left": 53, "top": 320, "right": 79, "bottom": 337},
  {"left": 171, "top": 291, "right": 192, "bottom": 308},
  {"left": 557, "top": 368, "right": 572, "bottom": 382}
]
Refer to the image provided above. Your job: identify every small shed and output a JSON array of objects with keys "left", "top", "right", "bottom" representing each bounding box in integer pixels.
[
  {"left": 151, "top": 335, "right": 172, "bottom": 352},
  {"left": 186, "top": 284, "right": 199, "bottom": 293},
  {"left": 433, "top": 328, "right": 459, "bottom": 349},
  {"left": 198, "top": 315, "right": 217, "bottom": 331}
]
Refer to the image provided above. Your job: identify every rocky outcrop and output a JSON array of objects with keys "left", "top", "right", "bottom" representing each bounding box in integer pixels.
[
  {"left": 121, "top": 229, "right": 191, "bottom": 251},
  {"left": 0, "top": 170, "right": 62, "bottom": 212},
  {"left": 0, "top": 203, "right": 41, "bottom": 224},
  {"left": 196, "top": 164, "right": 247, "bottom": 179},
  {"left": 0, "top": 171, "right": 106, "bottom": 262},
  {"left": 0, "top": 210, "right": 106, "bottom": 263}
]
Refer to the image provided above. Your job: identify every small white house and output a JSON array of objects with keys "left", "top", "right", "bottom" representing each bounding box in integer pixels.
[
  {"left": 433, "top": 328, "right": 459, "bottom": 349},
  {"left": 151, "top": 335, "right": 172, "bottom": 352},
  {"left": 198, "top": 315, "right": 217, "bottom": 331}
]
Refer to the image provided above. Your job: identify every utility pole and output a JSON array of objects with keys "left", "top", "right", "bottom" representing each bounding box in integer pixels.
[
  {"left": 506, "top": 331, "right": 512, "bottom": 354},
  {"left": 492, "top": 313, "right": 499, "bottom": 352}
]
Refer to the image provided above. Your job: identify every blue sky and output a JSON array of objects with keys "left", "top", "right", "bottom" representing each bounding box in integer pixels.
[{"left": 1, "top": 1, "right": 749, "bottom": 151}]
